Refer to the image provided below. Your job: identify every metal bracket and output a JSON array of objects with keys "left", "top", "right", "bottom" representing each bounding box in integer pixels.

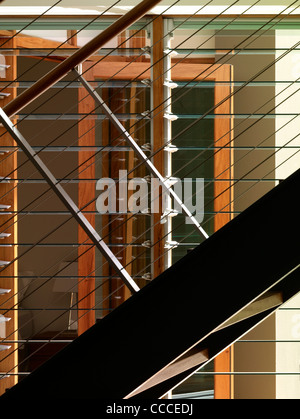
[
  {"left": 75, "top": 70, "right": 209, "bottom": 240},
  {"left": 0, "top": 108, "right": 139, "bottom": 294},
  {"left": 0, "top": 289, "right": 11, "bottom": 295}
]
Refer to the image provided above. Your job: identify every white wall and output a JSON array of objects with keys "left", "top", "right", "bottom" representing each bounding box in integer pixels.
[
  {"left": 275, "top": 29, "right": 300, "bottom": 399},
  {"left": 275, "top": 30, "right": 300, "bottom": 180}
]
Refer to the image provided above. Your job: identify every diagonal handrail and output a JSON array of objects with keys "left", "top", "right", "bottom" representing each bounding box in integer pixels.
[
  {"left": 3, "top": 0, "right": 162, "bottom": 118},
  {"left": 0, "top": 108, "right": 140, "bottom": 294},
  {"left": 75, "top": 70, "right": 209, "bottom": 239}
]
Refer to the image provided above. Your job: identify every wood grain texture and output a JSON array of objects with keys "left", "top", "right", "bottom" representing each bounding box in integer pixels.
[
  {"left": 0, "top": 35, "right": 18, "bottom": 395},
  {"left": 94, "top": 45, "right": 235, "bottom": 397},
  {"left": 93, "top": 61, "right": 228, "bottom": 81},
  {"left": 15, "top": 34, "right": 75, "bottom": 50},
  {"left": 213, "top": 64, "right": 234, "bottom": 400},
  {"left": 77, "top": 63, "right": 96, "bottom": 335},
  {"left": 100, "top": 30, "right": 147, "bottom": 314},
  {"left": 151, "top": 16, "right": 165, "bottom": 278},
  {"left": 100, "top": 88, "right": 111, "bottom": 318}
]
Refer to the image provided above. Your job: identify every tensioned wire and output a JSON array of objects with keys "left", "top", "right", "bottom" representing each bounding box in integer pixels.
[
  {"left": 44, "top": 0, "right": 300, "bottom": 278},
  {"left": 0, "top": 0, "right": 210, "bottom": 181},
  {"left": 3, "top": 120, "right": 300, "bottom": 377},
  {"left": 22, "top": 0, "right": 292, "bottom": 199},
  {"left": 0, "top": 0, "right": 185, "bottom": 199},
  {"left": 6, "top": 63, "right": 300, "bottom": 249},
  {"left": 39, "top": 0, "right": 299, "bottom": 235},
  {"left": 2, "top": 97, "right": 299, "bottom": 351},
  {"left": 0, "top": 0, "right": 195, "bottom": 293},
  {"left": 0, "top": 0, "right": 199, "bottom": 322},
  {"left": 0, "top": 0, "right": 282, "bottom": 262},
  {"left": 0, "top": 1, "right": 176, "bottom": 300},
  {"left": 0, "top": 0, "right": 213, "bottom": 316},
  {"left": 171, "top": 66, "right": 300, "bottom": 195},
  {"left": 0, "top": 0, "right": 294, "bottom": 190},
  {"left": 0, "top": 0, "right": 243, "bottom": 182},
  {"left": 1, "top": 1, "right": 298, "bottom": 354},
  {"left": 0, "top": 0, "right": 296, "bottom": 310},
  {"left": 0, "top": 0, "right": 241, "bottom": 248},
  {"left": 0, "top": 0, "right": 274, "bottom": 237},
  {"left": 2, "top": 128, "right": 299, "bottom": 377},
  {"left": 0, "top": 0, "right": 124, "bottom": 94},
  {"left": 0, "top": 0, "right": 282, "bottom": 218},
  {"left": 0, "top": 0, "right": 262, "bottom": 169},
  {"left": 3, "top": 59, "right": 300, "bottom": 378},
  {"left": 0, "top": 0, "right": 186, "bottom": 234},
  {"left": 0, "top": 0, "right": 274, "bottom": 374},
  {"left": 0, "top": 0, "right": 296, "bottom": 278},
  {"left": 0, "top": 0, "right": 144, "bottom": 167},
  {"left": 1, "top": 0, "right": 269, "bottom": 186},
  {"left": 0, "top": 280, "right": 126, "bottom": 379},
  {"left": 0, "top": 0, "right": 278, "bottom": 302},
  {"left": 0, "top": 1, "right": 63, "bottom": 52}
]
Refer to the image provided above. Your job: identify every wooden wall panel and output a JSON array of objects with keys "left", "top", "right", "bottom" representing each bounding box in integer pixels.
[
  {"left": 0, "top": 34, "right": 18, "bottom": 395},
  {"left": 101, "top": 30, "right": 147, "bottom": 313},
  {"left": 77, "top": 63, "right": 96, "bottom": 335},
  {"left": 213, "top": 65, "right": 234, "bottom": 399},
  {"left": 151, "top": 16, "right": 165, "bottom": 278},
  {"left": 93, "top": 37, "right": 235, "bottom": 397}
]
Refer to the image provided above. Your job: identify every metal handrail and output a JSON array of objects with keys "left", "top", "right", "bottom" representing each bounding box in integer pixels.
[{"left": 3, "top": 0, "right": 162, "bottom": 118}]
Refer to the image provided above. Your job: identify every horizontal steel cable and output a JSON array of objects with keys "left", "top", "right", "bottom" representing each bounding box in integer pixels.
[
  {"left": 2, "top": 132, "right": 300, "bottom": 378},
  {"left": 0, "top": 0, "right": 292, "bottom": 197},
  {"left": 0, "top": 0, "right": 237, "bottom": 272},
  {"left": 0, "top": 0, "right": 122, "bottom": 94},
  {"left": 0, "top": 2, "right": 270, "bottom": 316},
  {"left": 0, "top": 0, "right": 244, "bottom": 374},
  {"left": 0, "top": 0, "right": 264, "bottom": 250},
  {"left": 0, "top": 0, "right": 296, "bottom": 276},
  {"left": 0, "top": 1, "right": 63, "bottom": 51},
  {"left": 174, "top": 73, "right": 300, "bottom": 195},
  {"left": 3, "top": 116, "right": 299, "bottom": 354},
  {"left": 0, "top": 0, "right": 209, "bottom": 342},
  {"left": 0, "top": 3, "right": 192, "bottom": 304},
  {"left": 0, "top": 0, "right": 184, "bottom": 219},
  {"left": 0, "top": 279, "right": 124, "bottom": 379},
  {"left": 1, "top": 1, "right": 298, "bottom": 370},
  {"left": 6, "top": 127, "right": 300, "bottom": 374},
  {"left": 0, "top": 0, "right": 296, "bottom": 324}
]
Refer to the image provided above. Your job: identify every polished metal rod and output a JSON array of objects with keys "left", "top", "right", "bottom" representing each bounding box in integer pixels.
[
  {"left": 76, "top": 71, "right": 209, "bottom": 239},
  {"left": 0, "top": 108, "right": 139, "bottom": 294},
  {"left": 3, "top": 0, "right": 162, "bottom": 118}
]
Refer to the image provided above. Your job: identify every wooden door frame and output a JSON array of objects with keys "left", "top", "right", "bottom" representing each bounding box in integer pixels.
[
  {"left": 92, "top": 59, "right": 234, "bottom": 398},
  {"left": 0, "top": 34, "right": 18, "bottom": 396}
]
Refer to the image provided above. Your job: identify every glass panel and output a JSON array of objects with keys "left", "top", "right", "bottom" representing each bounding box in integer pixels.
[
  {"left": 95, "top": 81, "right": 151, "bottom": 318},
  {"left": 169, "top": 83, "right": 215, "bottom": 397},
  {"left": 171, "top": 85, "right": 215, "bottom": 263}
]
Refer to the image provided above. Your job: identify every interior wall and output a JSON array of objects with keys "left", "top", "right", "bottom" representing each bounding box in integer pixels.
[
  {"left": 215, "top": 30, "right": 277, "bottom": 399},
  {"left": 167, "top": 25, "right": 278, "bottom": 399},
  {"left": 275, "top": 29, "right": 300, "bottom": 399},
  {"left": 13, "top": 22, "right": 299, "bottom": 398},
  {"left": 17, "top": 56, "right": 79, "bottom": 339}
]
